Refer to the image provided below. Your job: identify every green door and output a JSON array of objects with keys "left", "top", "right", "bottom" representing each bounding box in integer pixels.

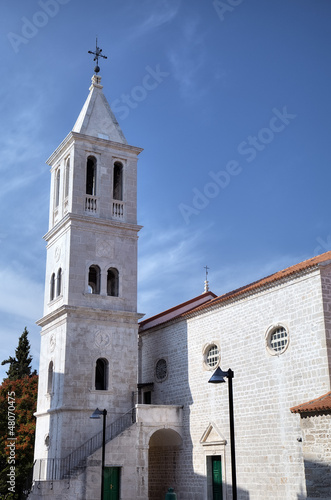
[
  {"left": 212, "top": 457, "right": 222, "bottom": 500},
  {"left": 103, "top": 467, "right": 120, "bottom": 500}
]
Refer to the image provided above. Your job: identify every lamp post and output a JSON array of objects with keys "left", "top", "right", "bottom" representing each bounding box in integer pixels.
[
  {"left": 90, "top": 408, "right": 107, "bottom": 500},
  {"left": 208, "top": 367, "right": 237, "bottom": 500}
]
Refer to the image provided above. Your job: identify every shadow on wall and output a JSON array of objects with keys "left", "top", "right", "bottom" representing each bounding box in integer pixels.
[
  {"left": 141, "top": 319, "right": 251, "bottom": 500},
  {"left": 147, "top": 428, "right": 251, "bottom": 499},
  {"left": 301, "top": 459, "right": 331, "bottom": 499}
]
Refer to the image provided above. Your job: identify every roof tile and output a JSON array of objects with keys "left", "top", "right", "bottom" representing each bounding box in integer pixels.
[
  {"left": 290, "top": 391, "right": 331, "bottom": 414},
  {"left": 185, "top": 251, "right": 331, "bottom": 316}
]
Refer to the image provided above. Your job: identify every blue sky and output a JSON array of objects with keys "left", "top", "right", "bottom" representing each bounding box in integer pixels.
[{"left": 1, "top": 0, "right": 331, "bottom": 380}]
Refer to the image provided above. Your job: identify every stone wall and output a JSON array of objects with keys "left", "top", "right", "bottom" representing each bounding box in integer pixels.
[
  {"left": 299, "top": 413, "right": 331, "bottom": 499},
  {"left": 140, "top": 267, "right": 331, "bottom": 499},
  {"left": 29, "top": 473, "right": 86, "bottom": 500},
  {"left": 148, "top": 447, "right": 180, "bottom": 499}
]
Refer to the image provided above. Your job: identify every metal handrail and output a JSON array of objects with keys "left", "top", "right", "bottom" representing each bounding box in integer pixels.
[{"left": 33, "top": 407, "right": 136, "bottom": 481}]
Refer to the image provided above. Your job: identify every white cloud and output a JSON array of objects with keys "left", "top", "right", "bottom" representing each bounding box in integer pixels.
[
  {"left": 211, "top": 252, "right": 310, "bottom": 299},
  {"left": 141, "top": 1, "right": 180, "bottom": 31},
  {"left": 167, "top": 16, "right": 208, "bottom": 99},
  {"left": 0, "top": 265, "right": 44, "bottom": 381},
  {"left": 0, "top": 267, "right": 44, "bottom": 322},
  {"left": 138, "top": 219, "right": 309, "bottom": 320},
  {"left": 138, "top": 223, "right": 214, "bottom": 316},
  {"left": 127, "top": 0, "right": 181, "bottom": 40},
  {"left": 1, "top": 169, "right": 45, "bottom": 199}
]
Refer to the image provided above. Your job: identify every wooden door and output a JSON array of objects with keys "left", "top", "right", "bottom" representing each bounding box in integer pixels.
[
  {"left": 212, "top": 457, "right": 222, "bottom": 500},
  {"left": 103, "top": 467, "right": 120, "bottom": 500}
]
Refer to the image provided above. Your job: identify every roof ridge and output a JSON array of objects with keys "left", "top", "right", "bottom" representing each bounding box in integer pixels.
[
  {"left": 139, "top": 251, "right": 331, "bottom": 333},
  {"left": 139, "top": 291, "right": 216, "bottom": 327},
  {"left": 139, "top": 291, "right": 217, "bottom": 332},
  {"left": 184, "top": 251, "right": 331, "bottom": 316}
]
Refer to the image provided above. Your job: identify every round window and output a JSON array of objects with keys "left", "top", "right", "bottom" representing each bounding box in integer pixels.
[
  {"left": 266, "top": 324, "right": 289, "bottom": 355},
  {"left": 155, "top": 358, "right": 167, "bottom": 381},
  {"left": 205, "top": 344, "right": 220, "bottom": 369}
]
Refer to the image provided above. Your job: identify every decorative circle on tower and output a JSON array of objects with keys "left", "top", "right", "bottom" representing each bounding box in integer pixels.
[
  {"left": 55, "top": 246, "right": 61, "bottom": 262},
  {"left": 44, "top": 434, "right": 50, "bottom": 449},
  {"left": 49, "top": 334, "right": 56, "bottom": 352},
  {"left": 97, "top": 239, "right": 113, "bottom": 258},
  {"left": 94, "top": 331, "right": 110, "bottom": 349}
]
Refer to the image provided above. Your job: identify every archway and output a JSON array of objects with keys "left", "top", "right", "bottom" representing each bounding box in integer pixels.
[{"left": 148, "top": 428, "right": 182, "bottom": 500}]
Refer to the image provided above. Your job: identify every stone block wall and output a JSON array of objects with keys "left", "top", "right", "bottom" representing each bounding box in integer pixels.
[
  {"left": 140, "top": 268, "right": 331, "bottom": 499},
  {"left": 148, "top": 447, "right": 180, "bottom": 499},
  {"left": 299, "top": 413, "right": 331, "bottom": 499},
  {"left": 29, "top": 473, "right": 86, "bottom": 500}
]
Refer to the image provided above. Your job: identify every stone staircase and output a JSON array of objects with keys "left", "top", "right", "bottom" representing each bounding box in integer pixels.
[{"left": 33, "top": 407, "right": 136, "bottom": 481}]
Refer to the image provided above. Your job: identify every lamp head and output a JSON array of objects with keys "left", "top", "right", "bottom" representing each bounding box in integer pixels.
[
  {"left": 208, "top": 367, "right": 229, "bottom": 384},
  {"left": 90, "top": 408, "right": 102, "bottom": 419}
]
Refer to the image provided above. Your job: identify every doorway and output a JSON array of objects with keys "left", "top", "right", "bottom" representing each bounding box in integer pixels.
[
  {"left": 103, "top": 467, "right": 120, "bottom": 500},
  {"left": 207, "top": 455, "right": 223, "bottom": 500},
  {"left": 212, "top": 456, "right": 222, "bottom": 499}
]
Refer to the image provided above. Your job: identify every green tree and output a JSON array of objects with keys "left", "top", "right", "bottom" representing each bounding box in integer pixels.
[
  {"left": 1, "top": 328, "right": 37, "bottom": 381},
  {"left": 0, "top": 329, "right": 38, "bottom": 499},
  {"left": 0, "top": 375, "right": 38, "bottom": 499}
]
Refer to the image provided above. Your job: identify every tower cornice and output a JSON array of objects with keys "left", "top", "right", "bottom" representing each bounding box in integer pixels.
[
  {"left": 36, "top": 304, "right": 144, "bottom": 328},
  {"left": 43, "top": 212, "right": 143, "bottom": 243},
  {"left": 46, "top": 131, "right": 143, "bottom": 167}
]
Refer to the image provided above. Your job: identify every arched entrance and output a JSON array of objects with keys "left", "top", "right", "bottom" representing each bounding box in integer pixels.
[{"left": 148, "top": 428, "right": 182, "bottom": 500}]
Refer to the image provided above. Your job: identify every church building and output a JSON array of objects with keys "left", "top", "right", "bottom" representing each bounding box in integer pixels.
[{"left": 29, "top": 62, "right": 331, "bottom": 500}]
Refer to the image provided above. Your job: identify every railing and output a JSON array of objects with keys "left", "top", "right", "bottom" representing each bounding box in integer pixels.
[
  {"left": 85, "top": 195, "right": 97, "bottom": 213},
  {"left": 33, "top": 407, "right": 136, "bottom": 481},
  {"left": 112, "top": 201, "right": 124, "bottom": 219},
  {"left": 53, "top": 207, "right": 59, "bottom": 226}
]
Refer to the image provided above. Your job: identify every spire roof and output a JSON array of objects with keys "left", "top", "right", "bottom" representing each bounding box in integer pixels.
[{"left": 72, "top": 74, "right": 127, "bottom": 144}]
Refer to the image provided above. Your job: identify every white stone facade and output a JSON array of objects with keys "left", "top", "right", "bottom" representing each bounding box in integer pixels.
[
  {"left": 139, "top": 265, "right": 331, "bottom": 499},
  {"left": 30, "top": 71, "right": 331, "bottom": 500},
  {"left": 31, "top": 74, "right": 146, "bottom": 499}
]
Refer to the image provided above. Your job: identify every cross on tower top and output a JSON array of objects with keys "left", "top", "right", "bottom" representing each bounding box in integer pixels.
[
  {"left": 204, "top": 265, "right": 210, "bottom": 293},
  {"left": 88, "top": 38, "right": 108, "bottom": 74}
]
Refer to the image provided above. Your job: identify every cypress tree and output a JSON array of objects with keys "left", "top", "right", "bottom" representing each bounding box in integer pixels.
[{"left": 1, "top": 327, "right": 37, "bottom": 380}]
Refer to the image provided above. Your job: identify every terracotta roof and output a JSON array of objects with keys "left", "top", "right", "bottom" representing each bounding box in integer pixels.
[
  {"left": 139, "top": 291, "right": 217, "bottom": 333},
  {"left": 184, "top": 251, "right": 331, "bottom": 317},
  {"left": 290, "top": 391, "right": 331, "bottom": 415},
  {"left": 139, "top": 251, "right": 331, "bottom": 333}
]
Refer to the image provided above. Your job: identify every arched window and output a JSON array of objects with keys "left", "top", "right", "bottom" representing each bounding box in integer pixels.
[
  {"left": 47, "top": 361, "right": 53, "bottom": 394},
  {"left": 88, "top": 265, "right": 100, "bottom": 294},
  {"left": 50, "top": 273, "right": 55, "bottom": 301},
  {"left": 64, "top": 158, "right": 70, "bottom": 198},
  {"left": 86, "top": 156, "right": 96, "bottom": 195},
  {"left": 56, "top": 268, "right": 62, "bottom": 297},
  {"left": 95, "top": 358, "right": 108, "bottom": 390},
  {"left": 113, "top": 162, "right": 123, "bottom": 201},
  {"left": 55, "top": 169, "right": 60, "bottom": 207},
  {"left": 107, "top": 268, "right": 119, "bottom": 297}
]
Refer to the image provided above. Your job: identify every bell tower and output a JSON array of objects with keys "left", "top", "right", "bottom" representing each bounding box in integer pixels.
[{"left": 33, "top": 65, "right": 143, "bottom": 470}]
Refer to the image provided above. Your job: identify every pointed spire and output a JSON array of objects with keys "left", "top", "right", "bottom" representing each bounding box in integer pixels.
[
  {"left": 72, "top": 42, "right": 127, "bottom": 144},
  {"left": 72, "top": 73, "right": 127, "bottom": 144}
]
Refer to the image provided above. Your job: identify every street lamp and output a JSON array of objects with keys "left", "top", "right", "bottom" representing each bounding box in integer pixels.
[
  {"left": 208, "top": 367, "right": 237, "bottom": 500},
  {"left": 90, "top": 408, "right": 107, "bottom": 500}
]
